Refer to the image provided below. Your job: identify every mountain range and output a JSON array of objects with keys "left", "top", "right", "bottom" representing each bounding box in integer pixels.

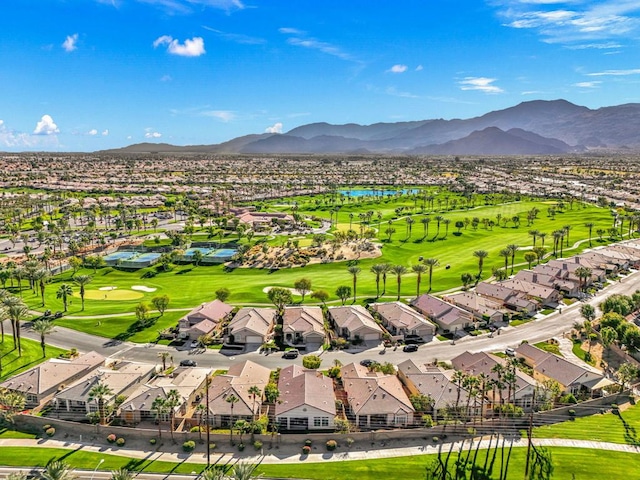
[{"left": 103, "top": 99, "right": 640, "bottom": 155}]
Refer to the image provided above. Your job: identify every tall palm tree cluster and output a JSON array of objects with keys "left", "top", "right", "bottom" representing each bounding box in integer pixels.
[{"left": 0, "top": 290, "right": 30, "bottom": 358}]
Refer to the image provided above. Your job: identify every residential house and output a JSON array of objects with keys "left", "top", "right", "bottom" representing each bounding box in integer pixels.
[
  {"left": 0, "top": 351, "right": 105, "bottom": 409},
  {"left": 51, "top": 361, "right": 155, "bottom": 421},
  {"left": 515, "top": 343, "right": 610, "bottom": 397},
  {"left": 370, "top": 301, "right": 435, "bottom": 342},
  {"left": 498, "top": 278, "right": 561, "bottom": 307},
  {"left": 237, "top": 211, "right": 294, "bottom": 230},
  {"left": 225, "top": 307, "right": 276, "bottom": 345},
  {"left": 410, "top": 294, "right": 474, "bottom": 334},
  {"left": 275, "top": 365, "right": 336, "bottom": 431},
  {"left": 514, "top": 270, "right": 579, "bottom": 298},
  {"left": 328, "top": 305, "right": 383, "bottom": 342},
  {"left": 178, "top": 299, "right": 234, "bottom": 340},
  {"left": 443, "top": 292, "right": 505, "bottom": 325},
  {"left": 475, "top": 283, "right": 539, "bottom": 316},
  {"left": 119, "top": 367, "right": 210, "bottom": 425},
  {"left": 201, "top": 360, "right": 271, "bottom": 427},
  {"left": 341, "top": 362, "right": 414, "bottom": 429},
  {"left": 451, "top": 351, "right": 537, "bottom": 410},
  {"left": 397, "top": 359, "right": 476, "bottom": 421},
  {"left": 282, "top": 306, "right": 326, "bottom": 349},
  {"left": 546, "top": 257, "right": 606, "bottom": 283}
]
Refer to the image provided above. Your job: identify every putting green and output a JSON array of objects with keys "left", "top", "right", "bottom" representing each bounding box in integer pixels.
[{"left": 75, "top": 289, "right": 144, "bottom": 301}]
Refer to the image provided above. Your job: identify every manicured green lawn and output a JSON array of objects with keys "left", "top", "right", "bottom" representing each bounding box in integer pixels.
[
  {"left": 0, "top": 428, "right": 38, "bottom": 439},
  {"left": 56, "top": 310, "right": 186, "bottom": 343},
  {"left": 0, "top": 445, "right": 637, "bottom": 479},
  {"left": 256, "top": 447, "right": 640, "bottom": 479},
  {"left": 533, "top": 341, "right": 562, "bottom": 356},
  {"left": 0, "top": 335, "right": 68, "bottom": 382},
  {"left": 533, "top": 400, "right": 640, "bottom": 445},
  {"left": 18, "top": 193, "right": 616, "bottom": 345},
  {"left": 572, "top": 340, "right": 596, "bottom": 365}
]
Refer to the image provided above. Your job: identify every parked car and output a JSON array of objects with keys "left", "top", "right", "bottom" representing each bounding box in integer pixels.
[
  {"left": 43, "top": 310, "right": 52, "bottom": 317},
  {"left": 179, "top": 359, "right": 197, "bottom": 367},
  {"left": 53, "top": 311, "right": 63, "bottom": 319},
  {"left": 505, "top": 347, "right": 516, "bottom": 357},
  {"left": 189, "top": 340, "right": 200, "bottom": 349},
  {"left": 282, "top": 349, "right": 299, "bottom": 359},
  {"left": 359, "top": 359, "right": 374, "bottom": 367},
  {"left": 403, "top": 344, "right": 419, "bottom": 353}
]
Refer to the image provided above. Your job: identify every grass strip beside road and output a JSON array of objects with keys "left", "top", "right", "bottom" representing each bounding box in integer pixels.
[{"left": 0, "top": 336, "right": 68, "bottom": 382}]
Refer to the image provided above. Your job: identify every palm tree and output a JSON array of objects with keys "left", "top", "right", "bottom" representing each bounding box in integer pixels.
[
  {"left": 41, "top": 460, "right": 77, "bottom": 480},
  {"left": 370, "top": 264, "right": 386, "bottom": 298},
  {"left": 109, "top": 469, "right": 134, "bottom": 480},
  {"left": 423, "top": 258, "right": 439, "bottom": 292},
  {"left": 529, "top": 229, "right": 539, "bottom": 247},
  {"left": 507, "top": 244, "right": 519, "bottom": 275},
  {"left": 74, "top": 274, "right": 93, "bottom": 311},
  {"left": 390, "top": 264, "right": 408, "bottom": 301},
  {"left": 33, "top": 268, "right": 49, "bottom": 306},
  {"left": 88, "top": 381, "right": 114, "bottom": 425},
  {"left": 248, "top": 385, "right": 261, "bottom": 421},
  {"left": 226, "top": 393, "right": 239, "bottom": 444},
  {"left": 56, "top": 284, "right": 73, "bottom": 312},
  {"left": 585, "top": 222, "right": 595, "bottom": 247},
  {"left": 420, "top": 216, "right": 430, "bottom": 239},
  {"left": 6, "top": 298, "right": 28, "bottom": 356},
  {"left": 473, "top": 250, "right": 489, "bottom": 279},
  {"left": 347, "top": 266, "right": 361, "bottom": 304},
  {"left": 380, "top": 263, "right": 391, "bottom": 295},
  {"left": 411, "top": 264, "right": 427, "bottom": 297},
  {"left": 434, "top": 215, "right": 444, "bottom": 237},
  {"left": 499, "top": 248, "right": 511, "bottom": 273},
  {"left": 31, "top": 318, "right": 55, "bottom": 358},
  {"left": 152, "top": 396, "right": 169, "bottom": 438},
  {"left": 157, "top": 351, "right": 172, "bottom": 371},
  {"left": 165, "top": 388, "right": 182, "bottom": 442},
  {"left": 575, "top": 266, "right": 592, "bottom": 292}
]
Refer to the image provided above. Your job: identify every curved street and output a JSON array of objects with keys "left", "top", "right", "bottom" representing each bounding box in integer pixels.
[{"left": 9, "top": 268, "right": 640, "bottom": 371}]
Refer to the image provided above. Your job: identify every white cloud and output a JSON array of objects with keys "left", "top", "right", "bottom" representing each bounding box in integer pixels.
[
  {"left": 136, "top": 0, "right": 244, "bottom": 14},
  {"left": 145, "top": 131, "right": 162, "bottom": 138},
  {"left": 201, "top": 110, "right": 235, "bottom": 122},
  {"left": 387, "top": 64, "right": 408, "bottom": 73},
  {"left": 280, "top": 28, "right": 357, "bottom": 62},
  {"left": 493, "top": 0, "right": 640, "bottom": 45},
  {"left": 154, "top": 35, "right": 205, "bottom": 57},
  {"left": 62, "top": 33, "right": 79, "bottom": 52},
  {"left": 415, "top": 65, "right": 424, "bottom": 71},
  {"left": 587, "top": 68, "right": 640, "bottom": 76},
  {"left": 88, "top": 129, "right": 98, "bottom": 136},
  {"left": 459, "top": 77, "right": 504, "bottom": 94},
  {"left": 573, "top": 81, "right": 601, "bottom": 88},
  {"left": 265, "top": 122, "right": 283, "bottom": 134},
  {"left": 160, "top": 74, "right": 173, "bottom": 82},
  {"left": 102, "top": 129, "right": 109, "bottom": 136},
  {"left": 202, "top": 26, "right": 266, "bottom": 45},
  {"left": 1, "top": 119, "right": 60, "bottom": 149},
  {"left": 33, "top": 115, "right": 60, "bottom": 135}
]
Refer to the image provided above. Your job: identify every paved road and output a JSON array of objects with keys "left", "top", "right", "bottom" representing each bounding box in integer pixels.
[{"left": 7, "top": 269, "right": 640, "bottom": 372}]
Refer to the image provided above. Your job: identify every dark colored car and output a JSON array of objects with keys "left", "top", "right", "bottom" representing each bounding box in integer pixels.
[
  {"left": 359, "top": 359, "right": 374, "bottom": 367},
  {"left": 179, "top": 359, "right": 197, "bottom": 367},
  {"left": 403, "top": 344, "right": 419, "bottom": 353},
  {"left": 282, "top": 349, "right": 299, "bottom": 359},
  {"left": 53, "top": 311, "right": 63, "bottom": 319}
]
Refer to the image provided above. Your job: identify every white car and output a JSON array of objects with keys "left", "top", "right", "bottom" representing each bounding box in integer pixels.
[
  {"left": 505, "top": 347, "right": 516, "bottom": 357},
  {"left": 190, "top": 340, "right": 200, "bottom": 349}
]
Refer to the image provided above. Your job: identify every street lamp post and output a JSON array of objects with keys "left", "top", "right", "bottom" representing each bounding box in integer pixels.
[{"left": 90, "top": 458, "right": 104, "bottom": 480}]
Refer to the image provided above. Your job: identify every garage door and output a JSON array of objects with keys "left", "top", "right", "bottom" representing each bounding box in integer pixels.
[
  {"left": 246, "top": 335, "right": 263, "bottom": 344},
  {"left": 364, "top": 333, "right": 381, "bottom": 341}
]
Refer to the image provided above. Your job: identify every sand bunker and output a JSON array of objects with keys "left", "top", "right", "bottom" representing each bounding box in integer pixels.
[
  {"left": 131, "top": 285, "right": 157, "bottom": 293},
  {"left": 98, "top": 286, "right": 118, "bottom": 291},
  {"left": 78, "top": 289, "right": 144, "bottom": 301},
  {"left": 262, "top": 286, "right": 310, "bottom": 296}
]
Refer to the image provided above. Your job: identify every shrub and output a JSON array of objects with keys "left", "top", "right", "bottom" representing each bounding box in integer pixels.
[
  {"left": 238, "top": 443, "right": 245, "bottom": 451},
  {"left": 190, "top": 426, "right": 201, "bottom": 433},
  {"left": 326, "top": 439, "right": 337, "bottom": 451},
  {"left": 149, "top": 438, "right": 157, "bottom": 445},
  {"left": 304, "top": 439, "right": 312, "bottom": 446},
  {"left": 116, "top": 437, "right": 125, "bottom": 447},
  {"left": 568, "top": 409, "right": 576, "bottom": 419},
  {"left": 302, "top": 445, "right": 311, "bottom": 454},
  {"left": 42, "top": 424, "right": 52, "bottom": 431},
  {"left": 45, "top": 427, "right": 55, "bottom": 437},
  {"left": 107, "top": 434, "right": 117, "bottom": 443},
  {"left": 253, "top": 440, "right": 263, "bottom": 451},
  {"left": 346, "top": 437, "right": 355, "bottom": 448},
  {"left": 432, "top": 436, "right": 439, "bottom": 443},
  {"left": 182, "top": 440, "right": 196, "bottom": 452},
  {"left": 209, "top": 443, "right": 216, "bottom": 451},
  {"left": 560, "top": 394, "right": 578, "bottom": 405}
]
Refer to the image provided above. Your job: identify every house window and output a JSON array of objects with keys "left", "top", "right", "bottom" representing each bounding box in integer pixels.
[
  {"left": 313, "top": 417, "right": 329, "bottom": 427},
  {"left": 394, "top": 415, "right": 407, "bottom": 425}
]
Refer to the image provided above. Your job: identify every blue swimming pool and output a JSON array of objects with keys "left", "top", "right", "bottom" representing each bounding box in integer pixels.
[{"left": 340, "top": 188, "right": 419, "bottom": 197}]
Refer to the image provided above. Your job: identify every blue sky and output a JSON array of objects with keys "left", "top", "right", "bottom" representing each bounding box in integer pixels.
[{"left": 1, "top": 0, "right": 640, "bottom": 152}]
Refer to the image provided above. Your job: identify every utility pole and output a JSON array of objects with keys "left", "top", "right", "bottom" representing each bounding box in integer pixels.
[{"left": 205, "top": 373, "right": 211, "bottom": 467}]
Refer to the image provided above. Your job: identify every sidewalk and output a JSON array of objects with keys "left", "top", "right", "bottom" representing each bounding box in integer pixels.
[{"left": 1, "top": 436, "right": 638, "bottom": 466}]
